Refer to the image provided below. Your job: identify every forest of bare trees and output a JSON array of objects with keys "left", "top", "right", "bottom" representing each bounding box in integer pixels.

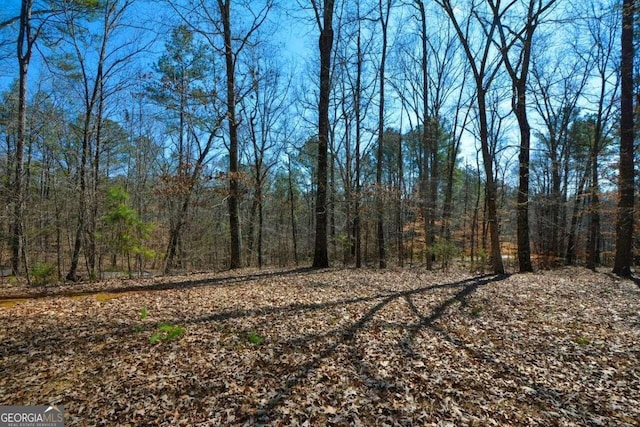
[{"left": 0, "top": 0, "right": 637, "bottom": 281}]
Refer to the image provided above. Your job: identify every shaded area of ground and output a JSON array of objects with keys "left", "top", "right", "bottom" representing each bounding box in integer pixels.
[
  {"left": 0, "top": 267, "right": 639, "bottom": 426},
  {"left": 0, "top": 267, "right": 315, "bottom": 300}
]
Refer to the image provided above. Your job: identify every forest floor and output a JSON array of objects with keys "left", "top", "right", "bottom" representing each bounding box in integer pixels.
[{"left": 0, "top": 266, "right": 639, "bottom": 426}]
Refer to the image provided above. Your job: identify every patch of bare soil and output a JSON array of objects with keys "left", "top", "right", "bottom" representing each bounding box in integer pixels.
[{"left": 0, "top": 267, "right": 638, "bottom": 426}]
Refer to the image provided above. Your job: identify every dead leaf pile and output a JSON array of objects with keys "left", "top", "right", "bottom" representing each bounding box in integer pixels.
[{"left": 0, "top": 267, "right": 638, "bottom": 426}]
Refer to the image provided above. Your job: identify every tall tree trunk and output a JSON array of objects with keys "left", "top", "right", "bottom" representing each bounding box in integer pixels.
[
  {"left": 566, "top": 159, "right": 590, "bottom": 265},
  {"left": 416, "top": 0, "right": 433, "bottom": 270},
  {"left": 586, "top": 154, "right": 600, "bottom": 270},
  {"left": 550, "top": 146, "right": 561, "bottom": 259},
  {"left": 67, "top": 115, "right": 90, "bottom": 281},
  {"left": 376, "top": 0, "right": 391, "bottom": 269},
  {"left": 287, "top": 156, "right": 298, "bottom": 265},
  {"left": 66, "top": 1, "right": 111, "bottom": 282},
  {"left": 12, "top": 0, "right": 34, "bottom": 276},
  {"left": 88, "top": 81, "right": 105, "bottom": 279},
  {"left": 219, "top": 0, "right": 242, "bottom": 269},
  {"left": 490, "top": 0, "right": 559, "bottom": 272},
  {"left": 247, "top": 187, "right": 258, "bottom": 265},
  {"left": 164, "top": 194, "right": 191, "bottom": 273},
  {"left": 515, "top": 96, "right": 533, "bottom": 272},
  {"left": 354, "top": 13, "right": 363, "bottom": 269},
  {"left": 342, "top": 99, "right": 353, "bottom": 265},
  {"left": 478, "top": 90, "right": 504, "bottom": 274},
  {"left": 257, "top": 183, "right": 264, "bottom": 268},
  {"left": 429, "top": 119, "right": 439, "bottom": 258},
  {"left": 396, "top": 126, "right": 404, "bottom": 267},
  {"left": 441, "top": 146, "right": 456, "bottom": 243},
  {"left": 613, "top": 0, "right": 635, "bottom": 277},
  {"left": 312, "top": 0, "right": 334, "bottom": 268},
  {"left": 329, "top": 151, "right": 336, "bottom": 256}
]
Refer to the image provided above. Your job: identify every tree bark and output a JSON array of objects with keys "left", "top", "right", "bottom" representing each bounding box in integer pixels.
[
  {"left": 416, "top": 1, "right": 433, "bottom": 270},
  {"left": 376, "top": 0, "right": 391, "bottom": 269},
  {"left": 12, "top": 0, "right": 34, "bottom": 276},
  {"left": 613, "top": 0, "right": 635, "bottom": 277},
  {"left": 396, "top": 125, "right": 404, "bottom": 267},
  {"left": 218, "top": 0, "right": 243, "bottom": 269},
  {"left": 515, "top": 96, "right": 533, "bottom": 272},
  {"left": 586, "top": 152, "right": 600, "bottom": 270},
  {"left": 566, "top": 160, "right": 590, "bottom": 265},
  {"left": 478, "top": 90, "right": 505, "bottom": 274},
  {"left": 312, "top": 0, "right": 334, "bottom": 268},
  {"left": 354, "top": 13, "right": 363, "bottom": 269},
  {"left": 287, "top": 157, "right": 298, "bottom": 265}
]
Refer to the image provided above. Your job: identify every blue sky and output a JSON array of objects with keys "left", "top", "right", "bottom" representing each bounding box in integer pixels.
[{"left": 0, "top": 0, "right": 314, "bottom": 93}]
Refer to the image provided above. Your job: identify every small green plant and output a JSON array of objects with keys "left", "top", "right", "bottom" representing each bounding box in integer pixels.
[
  {"left": 30, "top": 262, "right": 56, "bottom": 286},
  {"left": 139, "top": 307, "right": 148, "bottom": 320},
  {"left": 471, "top": 306, "right": 483, "bottom": 317},
  {"left": 134, "top": 325, "right": 143, "bottom": 333},
  {"left": 150, "top": 322, "right": 185, "bottom": 344},
  {"left": 574, "top": 336, "right": 590, "bottom": 345},
  {"left": 247, "top": 331, "right": 264, "bottom": 345}
]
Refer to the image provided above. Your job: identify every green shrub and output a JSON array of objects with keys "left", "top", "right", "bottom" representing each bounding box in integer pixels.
[
  {"left": 471, "top": 248, "right": 489, "bottom": 274},
  {"left": 30, "top": 262, "right": 56, "bottom": 285},
  {"left": 432, "top": 238, "right": 460, "bottom": 271}
]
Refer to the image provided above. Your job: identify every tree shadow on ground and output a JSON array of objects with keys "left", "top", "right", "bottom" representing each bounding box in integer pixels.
[
  {"left": 0, "top": 267, "right": 317, "bottom": 300},
  {"left": 0, "top": 272, "right": 496, "bottom": 359},
  {"left": 4, "top": 268, "right": 622, "bottom": 425},
  {"left": 248, "top": 273, "right": 510, "bottom": 423}
]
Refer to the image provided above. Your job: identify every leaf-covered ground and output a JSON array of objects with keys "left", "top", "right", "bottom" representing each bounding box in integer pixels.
[{"left": 1, "top": 267, "right": 639, "bottom": 426}]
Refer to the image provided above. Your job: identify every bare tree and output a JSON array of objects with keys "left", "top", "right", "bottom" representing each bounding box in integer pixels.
[
  {"left": 148, "top": 25, "right": 219, "bottom": 273},
  {"left": 3, "top": 0, "right": 65, "bottom": 276},
  {"left": 375, "top": 0, "right": 393, "bottom": 268},
  {"left": 56, "top": 0, "right": 142, "bottom": 281},
  {"left": 241, "top": 49, "right": 289, "bottom": 268},
  {"left": 530, "top": 35, "right": 589, "bottom": 262},
  {"left": 613, "top": 0, "right": 635, "bottom": 277},
  {"left": 310, "top": 0, "right": 335, "bottom": 268},
  {"left": 170, "top": 0, "right": 273, "bottom": 269},
  {"left": 581, "top": 2, "right": 620, "bottom": 270},
  {"left": 11, "top": 0, "right": 36, "bottom": 277},
  {"left": 437, "top": 0, "right": 505, "bottom": 274},
  {"left": 489, "top": 0, "right": 558, "bottom": 272}
]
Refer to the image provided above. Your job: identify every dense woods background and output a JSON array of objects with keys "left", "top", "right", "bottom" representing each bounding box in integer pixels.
[{"left": 0, "top": 0, "right": 637, "bottom": 281}]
